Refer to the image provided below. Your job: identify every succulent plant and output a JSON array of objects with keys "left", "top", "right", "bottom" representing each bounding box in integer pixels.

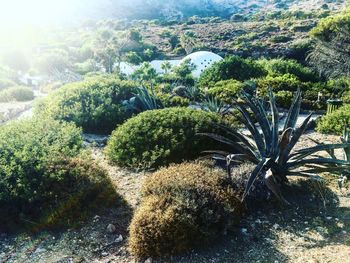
[
  {"left": 201, "top": 89, "right": 350, "bottom": 204},
  {"left": 123, "top": 84, "right": 164, "bottom": 113}
]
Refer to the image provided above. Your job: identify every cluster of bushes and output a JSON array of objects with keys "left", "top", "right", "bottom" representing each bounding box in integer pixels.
[
  {"left": 0, "top": 78, "right": 17, "bottom": 90},
  {"left": 0, "top": 86, "right": 34, "bottom": 102},
  {"left": 198, "top": 56, "right": 267, "bottom": 87},
  {"left": 35, "top": 76, "right": 137, "bottom": 134},
  {"left": 105, "top": 107, "right": 225, "bottom": 169},
  {"left": 0, "top": 118, "right": 119, "bottom": 229},
  {"left": 129, "top": 162, "right": 242, "bottom": 257},
  {"left": 317, "top": 104, "right": 350, "bottom": 135}
]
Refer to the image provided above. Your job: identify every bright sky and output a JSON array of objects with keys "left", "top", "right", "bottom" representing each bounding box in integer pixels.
[
  {"left": 0, "top": 0, "right": 82, "bottom": 27},
  {"left": 0, "top": 0, "right": 103, "bottom": 48}
]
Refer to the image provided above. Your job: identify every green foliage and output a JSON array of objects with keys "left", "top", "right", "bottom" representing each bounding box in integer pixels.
[
  {"left": 204, "top": 90, "right": 350, "bottom": 204},
  {"left": 35, "top": 76, "right": 137, "bottom": 134},
  {"left": 124, "top": 86, "right": 165, "bottom": 113},
  {"left": 275, "top": 90, "right": 294, "bottom": 108},
  {"left": 172, "top": 59, "right": 196, "bottom": 79},
  {"left": 106, "top": 108, "right": 225, "bottom": 169},
  {"left": 256, "top": 74, "right": 304, "bottom": 94},
  {"left": 132, "top": 62, "right": 158, "bottom": 83},
  {"left": 258, "top": 58, "right": 318, "bottom": 82},
  {"left": 0, "top": 86, "right": 34, "bottom": 102},
  {"left": 309, "top": 7, "right": 350, "bottom": 78},
  {"left": 199, "top": 56, "right": 267, "bottom": 87},
  {"left": 159, "top": 94, "right": 190, "bottom": 107},
  {"left": 207, "top": 79, "right": 246, "bottom": 104},
  {"left": 40, "top": 82, "right": 63, "bottom": 94},
  {"left": 129, "top": 161, "right": 242, "bottom": 257},
  {"left": 317, "top": 104, "right": 350, "bottom": 135},
  {"left": 0, "top": 118, "right": 99, "bottom": 226},
  {"left": 0, "top": 78, "right": 16, "bottom": 90}
]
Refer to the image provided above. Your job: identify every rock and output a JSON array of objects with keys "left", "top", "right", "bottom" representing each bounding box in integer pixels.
[
  {"left": 101, "top": 251, "right": 109, "bottom": 257},
  {"left": 326, "top": 216, "right": 332, "bottom": 220},
  {"left": 241, "top": 228, "right": 248, "bottom": 235},
  {"left": 35, "top": 247, "right": 46, "bottom": 253},
  {"left": 115, "top": 235, "right": 123, "bottom": 243},
  {"left": 144, "top": 258, "right": 152, "bottom": 263},
  {"left": 107, "top": 224, "right": 116, "bottom": 233},
  {"left": 272, "top": 224, "right": 279, "bottom": 230}
]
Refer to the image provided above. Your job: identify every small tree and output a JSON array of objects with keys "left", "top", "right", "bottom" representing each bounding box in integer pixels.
[
  {"left": 132, "top": 62, "right": 158, "bottom": 83},
  {"left": 161, "top": 61, "right": 172, "bottom": 74},
  {"left": 180, "top": 32, "right": 197, "bottom": 55}
]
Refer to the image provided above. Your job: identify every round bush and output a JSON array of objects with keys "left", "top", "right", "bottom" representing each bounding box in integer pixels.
[
  {"left": 199, "top": 56, "right": 267, "bottom": 87},
  {"left": 35, "top": 76, "right": 137, "bottom": 134},
  {"left": 257, "top": 58, "right": 318, "bottom": 82},
  {"left": 106, "top": 108, "right": 225, "bottom": 169},
  {"left": 317, "top": 104, "right": 350, "bottom": 135},
  {"left": 0, "top": 78, "right": 16, "bottom": 90},
  {"left": 0, "top": 86, "right": 34, "bottom": 102},
  {"left": 207, "top": 79, "right": 246, "bottom": 104},
  {"left": 129, "top": 162, "right": 242, "bottom": 257},
  {"left": 0, "top": 118, "right": 118, "bottom": 228}
]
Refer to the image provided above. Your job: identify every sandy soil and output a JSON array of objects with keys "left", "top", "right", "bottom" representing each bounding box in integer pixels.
[{"left": 0, "top": 133, "right": 349, "bottom": 263}]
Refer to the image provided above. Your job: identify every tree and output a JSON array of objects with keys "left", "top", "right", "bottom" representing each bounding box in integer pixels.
[
  {"left": 173, "top": 59, "right": 196, "bottom": 78},
  {"left": 128, "top": 29, "right": 143, "bottom": 43},
  {"left": 199, "top": 56, "right": 267, "bottom": 87},
  {"left": 93, "top": 30, "right": 128, "bottom": 73},
  {"left": 132, "top": 62, "right": 158, "bottom": 83},
  {"left": 125, "top": 52, "right": 143, "bottom": 65},
  {"left": 308, "top": 6, "right": 350, "bottom": 78},
  {"left": 169, "top": 35, "right": 180, "bottom": 50},
  {"left": 180, "top": 32, "right": 197, "bottom": 55},
  {"left": 161, "top": 61, "right": 172, "bottom": 74}
]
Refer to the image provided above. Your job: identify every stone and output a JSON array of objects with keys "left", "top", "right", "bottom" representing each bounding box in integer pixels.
[
  {"left": 144, "top": 258, "right": 152, "bottom": 263},
  {"left": 107, "top": 224, "right": 116, "bottom": 233},
  {"left": 101, "top": 251, "right": 109, "bottom": 257},
  {"left": 115, "top": 235, "right": 123, "bottom": 243}
]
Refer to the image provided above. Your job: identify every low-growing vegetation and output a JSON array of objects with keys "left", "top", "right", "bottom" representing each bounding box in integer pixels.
[
  {"left": 0, "top": 118, "right": 119, "bottom": 229},
  {"left": 105, "top": 107, "right": 226, "bottom": 169},
  {"left": 0, "top": 86, "right": 34, "bottom": 102},
  {"left": 129, "top": 161, "right": 242, "bottom": 257},
  {"left": 35, "top": 76, "right": 137, "bottom": 134},
  {"left": 317, "top": 104, "right": 350, "bottom": 135}
]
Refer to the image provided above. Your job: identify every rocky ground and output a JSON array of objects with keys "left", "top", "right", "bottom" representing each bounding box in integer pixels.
[{"left": 0, "top": 133, "right": 349, "bottom": 263}]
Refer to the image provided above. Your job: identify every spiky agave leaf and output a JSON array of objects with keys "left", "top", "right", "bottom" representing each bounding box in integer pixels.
[
  {"left": 289, "top": 143, "right": 350, "bottom": 161},
  {"left": 283, "top": 89, "right": 302, "bottom": 130}
]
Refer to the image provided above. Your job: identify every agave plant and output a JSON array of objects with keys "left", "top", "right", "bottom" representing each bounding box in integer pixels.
[
  {"left": 123, "top": 84, "right": 164, "bottom": 113},
  {"left": 201, "top": 89, "right": 350, "bottom": 204},
  {"left": 201, "top": 96, "right": 231, "bottom": 115}
]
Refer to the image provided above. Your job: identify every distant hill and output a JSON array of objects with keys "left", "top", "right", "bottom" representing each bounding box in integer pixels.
[{"left": 74, "top": 0, "right": 290, "bottom": 20}]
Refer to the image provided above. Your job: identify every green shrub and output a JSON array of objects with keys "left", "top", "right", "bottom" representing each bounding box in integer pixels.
[
  {"left": 0, "top": 78, "right": 16, "bottom": 90},
  {"left": 317, "top": 104, "right": 350, "bottom": 135},
  {"left": 270, "top": 35, "right": 292, "bottom": 43},
  {"left": 0, "top": 86, "right": 34, "bottom": 102},
  {"left": 106, "top": 108, "right": 225, "bottom": 169},
  {"left": 35, "top": 76, "right": 137, "bottom": 134},
  {"left": 207, "top": 79, "right": 246, "bottom": 104},
  {"left": 159, "top": 94, "right": 190, "bottom": 107},
  {"left": 129, "top": 162, "right": 242, "bottom": 257},
  {"left": 275, "top": 90, "right": 294, "bottom": 108},
  {"left": 0, "top": 118, "right": 115, "bottom": 227},
  {"left": 258, "top": 58, "right": 318, "bottom": 82},
  {"left": 199, "top": 56, "right": 267, "bottom": 87},
  {"left": 256, "top": 74, "right": 304, "bottom": 94},
  {"left": 40, "top": 82, "right": 63, "bottom": 94}
]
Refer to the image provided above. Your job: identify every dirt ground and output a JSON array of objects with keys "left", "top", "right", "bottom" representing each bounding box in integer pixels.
[{"left": 0, "top": 133, "right": 349, "bottom": 263}]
